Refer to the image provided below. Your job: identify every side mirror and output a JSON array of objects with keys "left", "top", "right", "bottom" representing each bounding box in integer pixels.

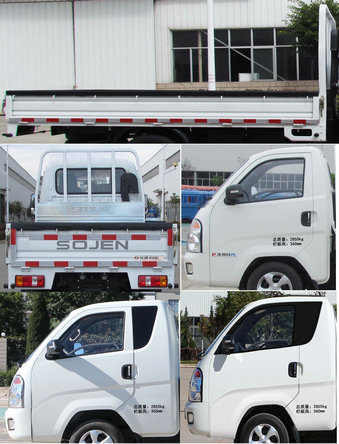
[
  {"left": 224, "top": 185, "right": 245, "bottom": 205},
  {"left": 121, "top": 173, "right": 139, "bottom": 202},
  {"left": 221, "top": 334, "right": 235, "bottom": 354},
  {"left": 45, "top": 340, "right": 63, "bottom": 360}
]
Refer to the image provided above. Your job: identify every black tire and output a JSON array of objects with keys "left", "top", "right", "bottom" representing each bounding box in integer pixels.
[
  {"left": 240, "top": 413, "right": 290, "bottom": 443},
  {"left": 131, "top": 134, "right": 175, "bottom": 143},
  {"left": 246, "top": 262, "right": 303, "bottom": 290},
  {"left": 70, "top": 420, "right": 124, "bottom": 443}
]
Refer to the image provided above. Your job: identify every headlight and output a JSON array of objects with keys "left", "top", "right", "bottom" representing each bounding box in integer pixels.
[
  {"left": 8, "top": 375, "right": 24, "bottom": 408},
  {"left": 187, "top": 219, "right": 202, "bottom": 253},
  {"left": 188, "top": 367, "right": 202, "bottom": 402}
]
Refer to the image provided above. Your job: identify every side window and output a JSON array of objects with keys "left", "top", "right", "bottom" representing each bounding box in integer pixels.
[
  {"left": 132, "top": 306, "right": 158, "bottom": 350},
  {"left": 239, "top": 158, "right": 304, "bottom": 203},
  {"left": 230, "top": 305, "right": 295, "bottom": 352},
  {"left": 59, "top": 312, "right": 125, "bottom": 357}
]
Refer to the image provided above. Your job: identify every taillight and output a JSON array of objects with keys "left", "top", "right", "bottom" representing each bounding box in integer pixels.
[
  {"left": 138, "top": 275, "right": 168, "bottom": 287},
  {"left": 15, "top": 276, "right": 45, "bottom": 288},
  {"left": 187, "top": 219, "right": 202, "bottom": 253},
  {"left": 188, "top": 367, "right": 203, "bottom": 402}
]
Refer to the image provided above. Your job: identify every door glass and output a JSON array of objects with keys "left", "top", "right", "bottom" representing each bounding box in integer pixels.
[
  {"left": 231, "top": 305, "right": 295, "bottom": 352},
  {"left": 239, "top": 158, "right": 305, "bottom": 202},
  {"left": 59, "top": 312, "right": 125, "bottom": 357}
]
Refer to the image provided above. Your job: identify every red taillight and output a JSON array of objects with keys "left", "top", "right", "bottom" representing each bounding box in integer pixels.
[
  {"left": 138, "top": 275, "right": 168, "bottom": 287},
  {"left": 194, "top": 369, "right": 202, "bottom": 378},
  {"left": 15, "top": 275, "right": 45, "bottom": 288}
]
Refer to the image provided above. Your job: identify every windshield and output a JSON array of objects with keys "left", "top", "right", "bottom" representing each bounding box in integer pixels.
[{"left": 201, "top": 306, "right": 246, "bottom": 357}]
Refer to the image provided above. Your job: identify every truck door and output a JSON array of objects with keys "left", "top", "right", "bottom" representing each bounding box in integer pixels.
[
  {"left": 30, "top": 307, "right": 135, "bottom": 441},
  {"left": 209, "top": 152, "right": 314, "bottom": 288},
  {"left": 208, "top": 303, "right": 300, "bottom": 438}
]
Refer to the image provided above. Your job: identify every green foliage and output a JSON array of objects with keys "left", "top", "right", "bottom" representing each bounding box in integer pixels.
[
  {"left": 0, "top": 366, "right": 17, "bottom": 387},
  {"left": 25, "top": 294, "right": 51, "bottom": 356},
  {"left": 9, "top": 201, "right": 23, "bottom": 219},
  {"left": 283, "top": 0, "right": 339, "bottom": 55},
  {"left": 40, "top": 291, "right": 142, "bottom": 329},
  {"left": 210, "top": 175, "right": 224, "bottom": 186},
  {"left": 180, "top": 307, "right": 196, "bottom": 349},
  {"left": 0, "top": 293, "right": 26, "bottom": 337},
  {"left": 199, "top": 291, "right": 283, "bottom": 341},
  {"left": 169, "top": 193, "right": 180, "bottom": 205}
]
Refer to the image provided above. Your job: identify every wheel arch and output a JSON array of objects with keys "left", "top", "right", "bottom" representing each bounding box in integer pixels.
[
  {"left": 234, "top": 405, "right": 300, "bottom": 443},
  {"left": 61, "top": 410, "right": 135, "bottom": 442},
  {"left": 239, "top": 256, "right": 314, "bottom": 290}
]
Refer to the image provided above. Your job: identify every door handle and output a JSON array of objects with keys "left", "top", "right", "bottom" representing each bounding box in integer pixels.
[
  {"left": 301, "top": 211, "right": 311, "bottom": 227},
  {"left": 121, "top": 364, "right": 132, "bottom": 379},
  {"left": 288, "top": 362, "right": 298, "bottom": 378}
]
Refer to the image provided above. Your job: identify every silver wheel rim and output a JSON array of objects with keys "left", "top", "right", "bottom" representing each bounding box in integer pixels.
[
  {"left": 257, "top": 272, "right": 292, "bottom": 290},
  {"left": 79, "top": 429, "right": 114, "bottom": 443},
  {"left": 249, "top": 423, "right": 280, "bottom": 443}
]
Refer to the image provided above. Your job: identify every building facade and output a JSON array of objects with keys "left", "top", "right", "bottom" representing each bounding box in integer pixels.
[{"left": 0, "top": 0, "right": 317, "bottom": 100}]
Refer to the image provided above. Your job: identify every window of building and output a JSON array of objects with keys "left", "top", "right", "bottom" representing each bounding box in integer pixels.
[{"left": 172, "top": 28, "right": 312, "bottom": 83}]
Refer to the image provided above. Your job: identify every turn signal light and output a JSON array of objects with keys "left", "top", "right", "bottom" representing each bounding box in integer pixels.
[
  {"left": 138, "top": 275, "right": 168, "bottom": 287},
  {"left": 15, "top": 275, "right": 45, "bottom": 288}
]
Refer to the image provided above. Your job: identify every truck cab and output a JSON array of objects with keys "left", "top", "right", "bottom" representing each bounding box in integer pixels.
[
  {"left": 185, "top": 296, "right": 336, "bottom": 443},
  {"left": 6, "top": 300, "right": 179, "bottom": 443},
  {"left": 184, "top": 146, "right": 335, "bottom": 290}
]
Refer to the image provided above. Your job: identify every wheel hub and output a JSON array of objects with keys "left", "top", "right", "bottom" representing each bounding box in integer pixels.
[
  {"left": 249, "top": 424, "right": 280, "bottom": 443},
  {"left": 257, "top": 272, "right": 293, "bottom": 290},
  {"left": 79, "top": 429, "right": 114, "bottom": 443}
]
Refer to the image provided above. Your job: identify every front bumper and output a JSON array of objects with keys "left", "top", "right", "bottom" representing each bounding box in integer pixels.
[
  {"left": 5, "top": 408, "right": 32, "bottom": 441},
  {"left": 184, "top": 401, "right": 210, "bottom": 437}
]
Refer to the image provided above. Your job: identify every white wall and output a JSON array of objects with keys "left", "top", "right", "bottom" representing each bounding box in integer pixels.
[
  {"left": 0, "top": 147, "right": 36, "bottom": 209},
  {"left": 74, "top": 0, "right": 156, "bottom": 89},
  {"left": 0, "top": 0, "right": 156, "bottom": 100},
  {"left": 141, "top": 144, "right": 180, "bottom": 209},
  {"left": 0, "top": 1, "right": 74, "bottom": 99}
]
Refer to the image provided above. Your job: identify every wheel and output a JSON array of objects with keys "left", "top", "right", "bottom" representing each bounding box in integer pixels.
[
  {"left": 70, "top": 420, "right": 124, "bottom": 443},
  {"left": 246, "top": 262, "right": 303, "bottom": 290},
  {"left": 131, "top": 134, "right": 175, "bottom": 143},
  {"left": 240, "top": 413, "right": 290, "bottom": 443}
]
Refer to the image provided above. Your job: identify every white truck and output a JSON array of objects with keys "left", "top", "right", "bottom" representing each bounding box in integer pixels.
[
  {"left": 185, "top": 296, "right": 336, "bottom": 443},
  {"left": 3, "top": 5, "right": 338, "bottom": 143},
  {"left": 184, "top": 146, "right": 335, "bottom": 290},
  {"left": 5, "top": 147, "right": 178, "bottom": 292},
  {"left": 5, "top": 299, "right": 180, "bottom": 443}
]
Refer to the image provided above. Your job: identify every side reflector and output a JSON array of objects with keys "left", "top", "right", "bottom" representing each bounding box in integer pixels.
[
  {"left": 15, "top": 275, "right": 45, "bottom": 288},
  {"left": 138, "top": 275, "right": 168, "bottom": 287}
]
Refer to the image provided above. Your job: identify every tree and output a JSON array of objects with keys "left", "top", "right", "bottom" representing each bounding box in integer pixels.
[
  {"left": 9, "top": 201, "right": 23, "bottom": 221},
  {"left": 0, "top": 292, "right": 27, "bottom": 366},
  {"left": 283, "top": 1, "right": 339, "bottom": 56},
  {"left": 180, "top": 307, "right": 196, "bottom": 349},
  {"left": 42, "top": 291, "right": 143, "bottom": 329},
  {"left": 210, "top": 175, "right": 223, "bottom": 187},
  {"left": 199, "top": 291, "right": 284, "bottom": 341},
  {"left": 25, "top": 294, "right": 51, "bottom": 356}
]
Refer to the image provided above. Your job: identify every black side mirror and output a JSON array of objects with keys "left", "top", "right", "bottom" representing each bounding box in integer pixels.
[
  {"left": 121, "top": 173, "right": 139, "bottom": 202},
  {"left": 224, "top": 185, "right": 245, "bottom": 205},
  {"left": 45, "top": 340, "right": 63, "bottom": 360},
  {"left": 221, "top": 334, "right": 235, "bottom": 354}
]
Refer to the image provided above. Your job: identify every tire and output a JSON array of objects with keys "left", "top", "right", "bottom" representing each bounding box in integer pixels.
[
  {"left": 70, "top": 420, "right": 124, "bottom": 443},
  {"left": 246, "top": 262, "right": 303, "bottom": 290},
  {"left": 239, "top": 413, "right": 290, "bottom": 443},
  {"left": 131, "top": 134, "right": 175, "bottom": 143}
]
